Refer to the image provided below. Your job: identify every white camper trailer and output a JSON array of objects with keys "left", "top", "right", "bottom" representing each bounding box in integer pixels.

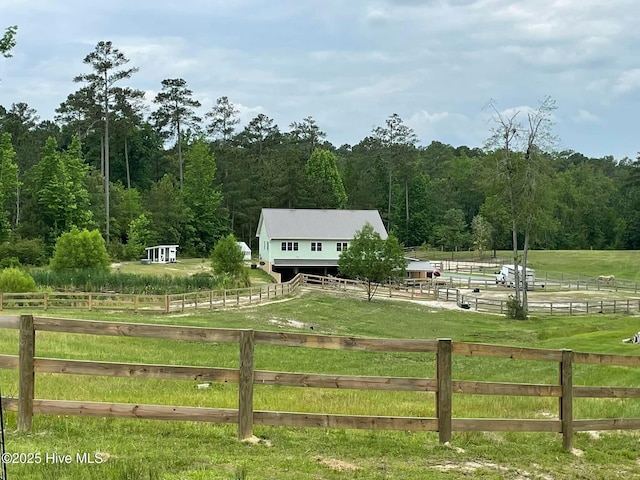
[{"left": 495, "top": 264, "right": 535, "bottom": 288}]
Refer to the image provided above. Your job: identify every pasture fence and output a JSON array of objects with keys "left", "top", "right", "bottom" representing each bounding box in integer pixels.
[
  {"left": 0, "top": 274, "right": 303, "bottom": 313},
  {"left": 1, "top": 314, "right": 640, "bottom": 451}
]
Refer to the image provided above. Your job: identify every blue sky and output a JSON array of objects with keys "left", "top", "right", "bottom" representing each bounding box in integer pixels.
[{"left": 1, "top": 0, "right": 639, "bottom": 159}]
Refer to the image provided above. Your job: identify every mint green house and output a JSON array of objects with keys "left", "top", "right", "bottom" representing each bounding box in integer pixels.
[{"left": 256, "top": 208, "right": 387, "bottom": 281}]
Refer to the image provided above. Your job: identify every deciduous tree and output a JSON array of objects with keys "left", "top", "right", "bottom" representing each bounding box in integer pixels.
[
  {"left": 338, "top": 222, "right": 407, "bottom": 301},
  {"left": 305, "top": 148, "right": 347, "bottom": 208},
  {"left": 211, "top": 233, "right": 245, "bottom": 278}
]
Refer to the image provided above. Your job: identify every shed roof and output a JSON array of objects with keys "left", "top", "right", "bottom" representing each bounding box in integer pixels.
[
  {"left": 237, "top": 241, "right": 251, "bottom": 253},
  {"left": 257, "top": 209, "right": 388, "bottom": 240},
  {"left": 145, "top": 245, "right": 179, "bottom": 250}
]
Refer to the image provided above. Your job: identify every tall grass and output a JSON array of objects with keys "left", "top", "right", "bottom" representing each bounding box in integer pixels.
[{"left": 28, "top": 269, "right": 226, "bottom": 294}]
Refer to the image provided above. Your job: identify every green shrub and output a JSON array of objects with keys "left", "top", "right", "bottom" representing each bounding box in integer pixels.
[
  {"left": 506, "top": 296, "right": 527, "bottom": 320},
  {"left": 0, "top": 237, "right": 46, "bottom": 266},
  {"left": 211, "top": 234, "right": 245, "bottom": 278},
  {"left": 50, "top": 227, "right": 111, "bottom": 272},
  {"left": 0, "top": 267, "right": 36, "bottom": 292},
  {"left": 0, "top": 256, "right": 20, "bottom": 269}
]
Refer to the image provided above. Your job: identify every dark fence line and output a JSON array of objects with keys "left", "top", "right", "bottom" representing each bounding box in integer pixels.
[
  {"left": 0, "top": 274, "right": 303, "bottom": 313},
  {"left": 1, "top": 314, "right": 640, "bottom": 450}
]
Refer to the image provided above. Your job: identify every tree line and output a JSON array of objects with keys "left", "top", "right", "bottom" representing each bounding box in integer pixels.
[{"left": 1, "top": 37, "right": 639, "bottom": 266}]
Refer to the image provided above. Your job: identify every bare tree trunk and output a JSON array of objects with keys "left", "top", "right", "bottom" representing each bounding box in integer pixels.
[
  {"left": 387, "top": 157, "right": 392, "bottom": 232},
  {"left": 124, "top": 135, "right": 131, "bottom": 189},
  {"left": 100, "top": 135, "right": 105, "bottom": 177},
  {"left": 405, "top": 179, "right": 409, "bottom": 241},
  {"left": 177, "top": 120, "right": 183, "bottom": 189},
  {"left": 15, "top": 184, "right": 19, "bottom": 226},
  {"left": 522, "top": 232, "right": 530, "bottom": 311},
  {"left": 104, "top": 77, "right": 110, "bottom": 245}
]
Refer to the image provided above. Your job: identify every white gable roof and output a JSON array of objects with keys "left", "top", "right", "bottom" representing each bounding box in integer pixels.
[
  {"left": 237, "top": 241, "right": 251, "bottom": 253},
  {"left": 257, "top": 209, "right": 388, "bottom": 240}
]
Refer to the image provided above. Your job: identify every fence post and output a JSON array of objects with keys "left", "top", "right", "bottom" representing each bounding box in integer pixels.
[
  {"left": 436, "top": 338, "right": 453, "bottom": 444},
  {"left": 560, "top": 349, "right": 573, "bottom": 451},
  {"left": 43, "top": 293, "right": 48, "bottom": 311},
  {"left": 18, "top": 314, "right": 35, "bottom": 432},
  {"left": 88, "top": 293, "right": 93, "bottom": 311},
  {"left": 238, "top": 330, "right": 255, "bottom": 440},
  {"left": 209, "top": 290, "right": 213, "bottom": 309},
  {"left": 134, "top": 295, "right": 139, "bottom": 313},
  {"left": 164, "top": 295, "right": 169, "bottom": 313},
  {"left": 181, "top": 294, "right": 185, "bottom": 312}
]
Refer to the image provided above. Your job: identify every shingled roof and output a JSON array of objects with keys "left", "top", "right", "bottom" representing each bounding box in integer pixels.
[{"left": 257, "top": 209, "right": 388, "bottom": 240}]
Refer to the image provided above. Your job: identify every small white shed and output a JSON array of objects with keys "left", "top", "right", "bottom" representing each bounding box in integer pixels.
[
  {"left": 237, "top": 241, "right": 251, "bottom": 261},
  {"left": 145, "top": 245, "right": 178, "bottom": 264}
]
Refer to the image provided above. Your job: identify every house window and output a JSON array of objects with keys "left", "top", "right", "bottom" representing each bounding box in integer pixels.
[
  {"left": 287, "top": 242, "right": 293, "bottom": 251},
  {"left": 311, "top": 242, "right": 322, "bottom": 252},
  {"left": 281, "top": 242, "right": 286, "bottom": 251},
  {"left": 337, "top": 242, "right": 348, "bottom": 252},
  {"left": 311, "top": 242, "right": 316, "bottom": 252},
  {"left": 293, "top": 242, "right": 299, "bottom": 251}
]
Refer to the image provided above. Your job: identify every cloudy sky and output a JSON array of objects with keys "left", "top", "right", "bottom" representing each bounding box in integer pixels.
[{"left": 0, "top": 0, "right": 638, "bottom": 159}]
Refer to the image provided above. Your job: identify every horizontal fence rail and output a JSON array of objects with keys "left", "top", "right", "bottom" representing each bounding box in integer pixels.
[
  {"left": 0, "top": 274, "right": 303, "bottom": 314},
  {"left": 1, "top": 315, "right": 640, "bottom": 450}
]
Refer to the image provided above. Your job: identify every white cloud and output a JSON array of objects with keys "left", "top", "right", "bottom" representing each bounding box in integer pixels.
[
  {"left": 572, "top": 109, "right": 600, "bottom": 123},
  {"left": 0, "top": 0, "right": 639, "bottom": 159},
  {"left": 613, "top": 69, "right": 640, "bottom": 94}
]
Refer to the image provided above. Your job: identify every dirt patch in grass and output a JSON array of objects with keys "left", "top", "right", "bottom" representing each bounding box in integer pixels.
[
  {"left": 429, "top": 460, "right": 554, "bottom": 479},
  {"left": 314, "top": 456, "right": 359, "bottom": 472}
]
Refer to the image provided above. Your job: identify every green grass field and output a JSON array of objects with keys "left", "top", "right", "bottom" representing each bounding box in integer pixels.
[{"left": 1, "top": 251, "right": 640, "bottom": 479}]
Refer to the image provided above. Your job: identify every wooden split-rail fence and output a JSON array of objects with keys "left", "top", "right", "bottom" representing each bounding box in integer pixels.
[
  {"left": 1, "top": 314, "right": 640, "bottom": 450},
  {"left": 0, "top": 274, "right": 303, "bottom": 313}
]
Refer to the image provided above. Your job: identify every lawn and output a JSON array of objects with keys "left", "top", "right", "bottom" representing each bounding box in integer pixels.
[
  {"left": 115, "top": 258, "right": 275, "bottom": 286},
  {"left": 2, "top": 288, "right": 640, "bottom": 479}
]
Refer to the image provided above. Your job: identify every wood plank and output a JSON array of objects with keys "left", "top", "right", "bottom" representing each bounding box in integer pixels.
[
  {"left": 574, "top": 418, "right": 640, "bottom": 431},
  {"left": 573, "top": 351, "right": 640, "bottom": 367},
  {"left": 437, "top": 339, "right": 452, "bottom": 444},
  {"left": 574, "top": 386, "right": 640, "bottom": 398},
  {"left": 452, "top": 380, "right": 561, "bottom": 397},
  {"left": 254, "top": 331, "right": 438, "bottom": 352},
  {"left": 33, "top": 317, "right": 241, "bottom": 343},
  {"left": 0, "top": 315, "right": 19, "bottom": 329},
  {"left": 33, "top": 358, "right": 238, "bottom": 382},
  {"left": 31, "top": 399, "right": 238, "bottom": 423},
  {"left": 254, "top": 371, "right": 437, "bottom": 391},
  {"left": 452, "top": 342, "right": 563, "bottom": 361},
  {"left": 0, "top": 396, "right": 18, "bottom": 411},
  {"left": 0, "top": 354, "right": 18, "bottom": 370},
  {"left": 18, "top": 314, "right": 35, "bottom": 432},
  {"left": 452, "top": 418, "right": 562, "bottom": 432},
  {"left": 238, "top": 330, "right": 255, "bottom": 440},
  {"left": 254, "top": 411, "right": 438, "bottom": 431},
  {"left": 560, "top": 350, "right": 574, "bottom": 451}
]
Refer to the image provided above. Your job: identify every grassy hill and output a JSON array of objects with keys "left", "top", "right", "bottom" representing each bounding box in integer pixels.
[{"left": 1, "top": 288, "right": 640, "bottom": 479}]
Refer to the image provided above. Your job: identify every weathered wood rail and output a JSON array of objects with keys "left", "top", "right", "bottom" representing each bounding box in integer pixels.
[
  {"left": 1, "top": 315, "right": 640, "bottom": 449},
  {"left": 0, "top": 274, "right": 303, "bottom": 313}
]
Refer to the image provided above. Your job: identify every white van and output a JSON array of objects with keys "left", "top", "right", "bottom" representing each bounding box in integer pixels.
[{"left": 495, "top": 265, "right": 535, "bottom": 288}]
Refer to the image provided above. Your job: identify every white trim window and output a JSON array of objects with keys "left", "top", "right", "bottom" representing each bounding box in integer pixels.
[
  {"left": 311, "top": 242, "right": 323, "bottom": 252},
  {"left": 336, "top": 242, "right": 348, "bottom": 252}
]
